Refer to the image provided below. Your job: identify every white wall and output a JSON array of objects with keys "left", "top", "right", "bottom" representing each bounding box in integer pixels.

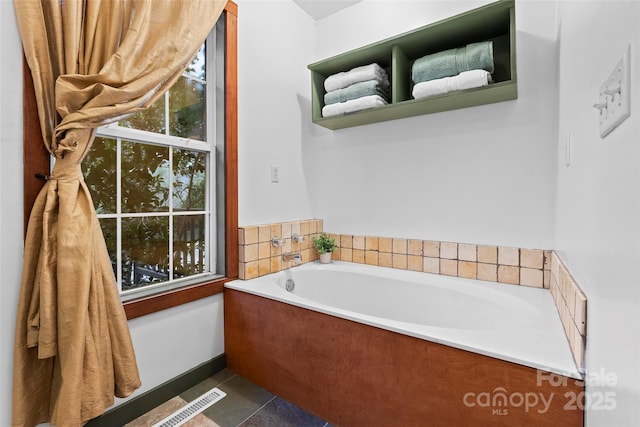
[
  {"left": 0, "top": 2, "right": 25, "bottom": 424},
  {"left": 554, "top": 1, "right": 640, "bottom": 426},
  {"left": 0, "top": 4, "right": 224, "bottom": 425},
  {"left": 236, "top": 0, "right": 317, "bottom": 226},
  {"left": 302, "top": 0, "right": 560, "bottom": 249},
  {"left": 116, "top": 294, "right": 224, "bottom": 403}
]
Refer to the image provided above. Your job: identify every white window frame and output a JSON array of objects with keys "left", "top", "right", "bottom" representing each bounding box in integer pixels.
[{"left": 94, "top": 27, "right": 223, "bottom": 301}]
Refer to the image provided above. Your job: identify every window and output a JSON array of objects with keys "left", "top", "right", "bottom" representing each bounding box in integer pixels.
[
  {"left": 84, "top": 24, "right": 223, "bottom": 301},
  {"left": 23, "top": 3, "right": 238, "bottom": 317}
]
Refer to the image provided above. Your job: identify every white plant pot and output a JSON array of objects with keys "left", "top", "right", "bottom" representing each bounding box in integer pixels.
[{"left": 319, "top": 252, "right": 332, "bottom": 264}]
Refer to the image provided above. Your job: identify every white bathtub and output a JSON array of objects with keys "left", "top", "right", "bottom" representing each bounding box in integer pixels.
[{"left": 226, "top": 261, "right": 581, "bottom": 379}]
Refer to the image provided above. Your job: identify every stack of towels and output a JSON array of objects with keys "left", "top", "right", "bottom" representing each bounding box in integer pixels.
[
  {"left": 322, "top": 63, "right": 390, "bottom": 117},
  {"left": 411, "top": 41, "right": 494, "bottom": 100}
]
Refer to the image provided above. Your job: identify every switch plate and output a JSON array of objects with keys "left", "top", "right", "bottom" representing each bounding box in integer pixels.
[
  {"left": 271, "top": 165, "right": 280, "bottom": 183},
  {"left": 597, "top": 45, "right": 631, "bottom": 138},
  {"left": 565, "top": 132, "right": 571, "bottom": 167}
]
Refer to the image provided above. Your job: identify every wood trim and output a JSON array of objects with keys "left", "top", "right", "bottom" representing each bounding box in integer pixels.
[
  {"left": 225, "top": 289, "right": 585, "bottom": 427},
  {"left": 22, "top": 54, "right": 49, "bottom": 237},
  {"left": 123, "top": 278, "right": 229, "bottom": 319},
  {"left": 224, "top": 0, "right": 238, "bottom": 16},
  {"left": 224, "top": 3, "right": 239, "bottom": 280},
  {"left": 22, "top": 1, "right": 239, "bottom": 319}
]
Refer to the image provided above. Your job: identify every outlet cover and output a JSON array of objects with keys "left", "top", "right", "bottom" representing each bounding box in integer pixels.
[{"left": 598, "top": 45, "right": 631, "bottom": 138}]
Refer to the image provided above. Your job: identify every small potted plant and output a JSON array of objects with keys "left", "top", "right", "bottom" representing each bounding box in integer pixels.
[{"left": 312, "top": 233, "right": 337, "bottom": 264}]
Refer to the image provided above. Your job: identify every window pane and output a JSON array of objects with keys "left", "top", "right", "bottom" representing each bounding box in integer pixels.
[
  {"left": 121, "top": 216, "right": 169, "bottom": 291},
  {"left": 169, "top": 76, "right": 206, "bottom": 140},
  {"left": 98, "top": 218, "right": 117, "bottom": 280},
  {"left": 119, "top": 95, "right": 166, "bottom": 134},
  {"left": 121, "top": 141, "right": 169, "bottom": 213},
  {"left": 173, "top": 215, "right": 206, "bottom": 278},
  {"left": 184, "top": 44, "right": 206, "bottom": 80},
  {"left": 84, "top": 137, "right": 116, "bottom": 214},
  {"left": 173, "top": 149, "right": 206, "bottom": 211}
]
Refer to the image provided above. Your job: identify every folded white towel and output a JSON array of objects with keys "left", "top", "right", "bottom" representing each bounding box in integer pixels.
[
  {"left": 324, "top": 63, "right": 389, "bottom": 93},
  {"left": 412, "top": 69, "right": 492, "bottom": 100},
  {"left": 322, "top": 95, "right": 388, "bottom": 117}
]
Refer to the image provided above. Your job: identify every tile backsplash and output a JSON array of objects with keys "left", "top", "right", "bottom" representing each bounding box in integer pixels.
[
  {"left": 237, "top": 219, "right": 586, "bottom": 373},
  {"left": 238, "top": 220, "right": 551, "bottom": 287},
  {"left": 328, "top": 233, "right": 551, "bottom": 289},
  {"left": 238, "top": 219, "right": 322, "bottom": 280},
  {"left": 550, "top": 252, "right": 587, "bottom": 373}
]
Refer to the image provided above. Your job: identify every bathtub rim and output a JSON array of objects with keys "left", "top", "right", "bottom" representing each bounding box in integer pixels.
[{"left": 225, "top": 261, "right": 583, "bottom": 380}]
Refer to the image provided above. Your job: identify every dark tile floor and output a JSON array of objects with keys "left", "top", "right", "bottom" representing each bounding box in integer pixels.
[{"left": 126, "top": 369, "right": 333, "bottom": 427}]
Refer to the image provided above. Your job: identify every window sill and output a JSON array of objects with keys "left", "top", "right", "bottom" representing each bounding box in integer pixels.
[{"left": 123, "top": 276, "right": 235, "bottom": 320}]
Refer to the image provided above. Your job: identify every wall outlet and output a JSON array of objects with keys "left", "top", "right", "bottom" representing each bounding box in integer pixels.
[{"left": 597, "top": 45, "right": 631, "bottom": 138}]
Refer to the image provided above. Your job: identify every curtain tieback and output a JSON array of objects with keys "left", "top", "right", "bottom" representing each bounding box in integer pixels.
[
  {"left": 51, "top": 160, "right": 84, "bottom": 182},
  {"left": 35, "top": 173, "right": 53, "bottom": 181},
  {"left": 48, "top": 128, "right": 92, "bottom": 182}
]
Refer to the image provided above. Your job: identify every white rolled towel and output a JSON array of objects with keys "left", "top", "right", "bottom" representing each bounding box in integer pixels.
[
  {"left": 324, "top": 63, "right": 389, "bottom": 92},
  {"left": 412, "top": 69, "right": 492, "bottom": 100},
  {"left": 322, "top": 95, "right": 388, "bottom": 117}
]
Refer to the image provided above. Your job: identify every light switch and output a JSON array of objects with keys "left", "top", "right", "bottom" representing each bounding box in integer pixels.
[
  {"left": 596, "top": 45, "right": 631, "bottom": 138},
  {"left": 271, "top": 165, "right": 280, "bottom": 183},
  {"left": 565, "top": 132, "right": 571, "bottom": 167}
]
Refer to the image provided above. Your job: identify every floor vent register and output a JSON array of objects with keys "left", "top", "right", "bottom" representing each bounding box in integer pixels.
[{"left": 151, "top": 387, "right": 227, "bottom": 427}]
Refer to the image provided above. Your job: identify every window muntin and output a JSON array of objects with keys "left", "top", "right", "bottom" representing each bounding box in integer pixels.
[{"left": 84, "top": 26, "right": 224, "bottom": 301}]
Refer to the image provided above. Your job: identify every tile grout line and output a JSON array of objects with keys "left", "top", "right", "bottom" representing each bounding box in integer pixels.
[
  {"left": 215, "top": 372, "right": 238, "bottom": 388},
  {"left": 235, "top": 395, "right": 277, "bottom": 427}
]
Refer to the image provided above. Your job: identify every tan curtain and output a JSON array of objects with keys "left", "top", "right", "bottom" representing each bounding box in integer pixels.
[{"left": 12, "top": 1, "right": 227, "bottom": 426}]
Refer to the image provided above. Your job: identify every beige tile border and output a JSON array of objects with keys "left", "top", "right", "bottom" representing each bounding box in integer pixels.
[
  {"left": 329, "top": 235, "right": 549, "bottom": 289},
  {"left": 241, "top": 225, "right": 553, "bottom": 289},
  {"left": 550, "top": 252, "right": 587, "bottom": 373},
  {"left": 238, "top": 219, "right": 322, "bottom": 280}
]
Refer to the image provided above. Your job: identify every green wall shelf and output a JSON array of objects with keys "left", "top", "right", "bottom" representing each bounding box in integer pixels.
[{"left": 308, "top": 0, "right": 517, "bottom": 130}]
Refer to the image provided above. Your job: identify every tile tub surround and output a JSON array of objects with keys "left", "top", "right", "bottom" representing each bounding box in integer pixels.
[
  {"left": 550, "top": 252, "right": 587, "bottom": 373},
  {"left": 239, "top": 224, "right": 552, "bottom": 289},
  {"left": 328, "top": 233, "right": 552, "bottom": 289},
  {"left": 238, "top": 223, "right": 586, "bottom": 373}
]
